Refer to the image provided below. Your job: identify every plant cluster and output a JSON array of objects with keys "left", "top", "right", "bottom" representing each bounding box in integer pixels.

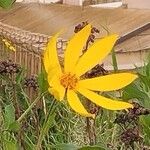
[
  {"left": 24, "top": 75, "right": 39, "bottom": 90},
  {"left": 0, "top": 23, "right": 150, "bottom": 150},
  {"left": 0, "top": 60, "right": 20, "bottom": 74}
]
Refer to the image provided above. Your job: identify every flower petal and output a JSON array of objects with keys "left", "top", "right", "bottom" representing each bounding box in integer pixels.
[
  {"left": 48, "top": 74, "right": 65, "bottom": 101},
  {"left": 75, "top": 34, "right": 118, "bottom": 77},
  {"left": 77, "top": 87, "right": 133, "bottom": 110},
  {"left": 78, "top": 73, "right": 137, "bottom": 91},
  {"left": 43, "top": 33, "right": 62, "bottom": 78},
  {"left": 64, "top": 24, "right": 92, "bottom": 73},
  {"left": 67, "top": 90, "right": 95, "bottom": 118},
  {"left": 48, "top": 87, "right": 65, "bottom": 101}
]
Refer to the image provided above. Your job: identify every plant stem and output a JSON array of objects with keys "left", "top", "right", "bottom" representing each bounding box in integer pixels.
[
  {"left": 17, "top": 92, "right": 47, "bottom": 123},
  {"left": 111, "top": 48, "right": 118, "bottom": 72},
  {"left": 36, "top": 98, "right": 57, "bottom": 150},
  {"left": 11, "top": 74, "right": 21, "bottom": 119}
]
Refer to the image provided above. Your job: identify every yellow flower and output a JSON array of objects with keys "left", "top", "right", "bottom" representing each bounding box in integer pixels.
[
  {"left": 2, "top": 39, "right": 16, "bottom": 51},
  {"left": 44, "top": 24, "right": 137, "bottom": 118}
]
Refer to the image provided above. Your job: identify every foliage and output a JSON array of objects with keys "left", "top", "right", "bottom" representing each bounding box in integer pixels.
[
  {"left": 0, "top": 0, "right": 15, "bottom": 9},
  {"left": 122, "top": 58, "right": 150, "bottom": 146},
  {"left": 0, "top": 58, "right": 149, "bottom": 150},
  {"left": 0, "top": 24, "right": 150, "bottom": 150}
]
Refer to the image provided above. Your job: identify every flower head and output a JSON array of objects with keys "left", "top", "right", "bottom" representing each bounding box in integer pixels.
[
  {"left": 44, "top": 24, "right": 137, "bottom": 118},
  {"left": 2, "top": 38, "right": 16, "bottom": 51}
]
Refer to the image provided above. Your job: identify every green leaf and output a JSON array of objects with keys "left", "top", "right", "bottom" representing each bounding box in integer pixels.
[
  {"left": 4, "top": 104, "right": 15, "bottom": 129},
  {"left": 3, "top": 135, "right": 18, "bottom": 150},
  {"left": 145, "top": 54, "right": 150, "bottom": 76},
  {"left": 43, "top": 112, "right": 56, "bottom": 135},
  {"left": 79, "top": 145, "right": 107, "bottom": 150},
  {"left": 111, "top": 48, "right": 118, "bottom": 72},
  {"left": 8, "top": 121, "right": 20, "bottom": 132},
  {"left": 38, "top": 70, "right": 49, "bottom": 94},
  {"left": 4, "top": 140, "right": 17, "bottom": 150},
  {"left": 0, "top": 0, "right": 14, "bottom": 9},
  {"left": 24, "top": 133, "right": 35, "bottom": 150},
  {"left": 137, "top": 73, "right": 150, "bottom": 90},
  {"left": 140, "top": 116, "right": 150, "bottom": 145},
  {"left": 16, "top": 68, "right": 25, "bottom": 84},
  {"left": 122, "top": 83, "right": 149, "bottom": 102},
  {"left": 37, "top": 109, "right": 56, "bottom": 147},
  {"left": 50, "top": 143, "right": 79, "bottom": 150}
]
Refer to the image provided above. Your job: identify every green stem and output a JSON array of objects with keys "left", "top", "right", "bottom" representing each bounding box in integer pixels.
[
  {"left": 111, "top": 48, "right": 118, "bottom": 72},
  {"left": 36, "top": 98, "right": 57, "bottom": 150},
  {"left": 17, "top": 92, "right": 47, "bottom": 123}
]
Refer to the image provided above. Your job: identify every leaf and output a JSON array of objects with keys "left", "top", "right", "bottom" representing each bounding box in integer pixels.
[
  {"left": 4, "top": 104, "right": 15, "bottom": 129},
  {"left": 49, "top": 143, "right": 79, "bottom": 150},
  {"left": 38, "top": 70, "right": 49, "bottom": 94},
  {"left": 4, "top": 140, "right": 17, "bottom": 150},
  {"left": 140, "top": 116, "right": 150, "bottom": 145},
  {"left": 145, "top": 54, "right": 150, "bottom": 76},
  {"left": 37, "top": 111, "right": 56, "bottom": 147},
  {"left": 16, "top": 68, "right": 25, "bottom": 84},
  {"left": 24, "top": 133, "right": 35, "bottom": 150},
  {"left": 79, "top": 145, "right": 108, "bottom": 150},
  {"left": 43, "top": 112, "right": 56, "bottom": 135},
  {"left": 122, "top": 83, "right": 149, "bottom": 102},
  {"left": 0, "top": 0, "right": 14, "bottom": 9},
  {"left": 8, "top": 121, "right": 20, "bottom": 132},
  {"left": 137, "top": 73, "right": 150, "bottom": 90},
  {"left": 111, "top": 48, "right": 118, "bottom": 72},
  {"left": 3, "top": 133, "right": 18, "bottom": 150}
]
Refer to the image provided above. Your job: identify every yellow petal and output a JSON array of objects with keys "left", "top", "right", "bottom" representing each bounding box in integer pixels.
[
  {"left": 64, "top": 24, "right": 92, "bottom": 73},
  {"left": 48, "top": 87, "right": 65, "bottom": 101},
  {"left": 75, "top": 34, "right": 118, "bottom": 77},
  {"left": 77, "top": 87, "right": 133, "bottom": 110},
  {"left": 78, "top": 73, "right": 137, "bottom": 91},
  {"left": 67, "top": 90, "right": 95, "bottom": 118},
  {"left": 2, "top": 39, "right": 6, "bottom": 42},
  {"left": 48, "top": 74, "right": 65, "bottom": 101},
  {"left": 9, "top": 46, "right": 16, "bottom": 52},
  {"left": 48, "top": 74, "right": 60, "bottom": 87},
  {"left": 43, "top": 33, "right": 62, "bottom": 78}
]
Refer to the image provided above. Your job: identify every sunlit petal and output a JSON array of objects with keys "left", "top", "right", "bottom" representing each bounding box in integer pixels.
[
  {"left": 77, "top": 87, "right": 133, "bottom": 110},
  {"left": 67, "top": 90, "right": 95, "bottom": 118},
  {"left": 64, "top": 24, "right": 92, "bottom": 73},
  {"left": 47, "top": 73, "right": 65, "bottom": 101},
  {"left": 75, "top": 34, "right": 118, "bottom": 77},
  {"left": 43, "top": 33, "right": 62, "bottom": 78},
  {"left": 48, "top": 74, "right": 60, "bottom": 88},
  {"left": 48, "top": 86, "right": 65, "bottom": 101},
  {"left": 78, "top": 73, "right": 137, "bottom": 91}
]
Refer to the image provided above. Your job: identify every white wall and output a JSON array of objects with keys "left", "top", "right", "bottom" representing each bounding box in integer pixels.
[
  {"left": 123, "top": 0, "right": 150, "bottom": 9},
  {"left": 63, "top": 0, "right": 83, "bottom": 6},
  {"left": 16, "top": 0, "right": 60, "bottom": 3}
]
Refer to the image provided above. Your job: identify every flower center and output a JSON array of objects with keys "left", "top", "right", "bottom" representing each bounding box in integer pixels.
[{"left": 60, "top": 73, "right": 78, "bottom": 90}]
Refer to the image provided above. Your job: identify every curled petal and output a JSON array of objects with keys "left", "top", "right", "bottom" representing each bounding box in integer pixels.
[
  {"left": 75, "top": 34, "right": 118, "bottom": 77},
  {"left": 77, "top": 87, "right": 133, "bottom": 110},
  {"left": 78, "top": 73, "right": 137, "bottom": 91},
  {"left": 67, "top": 90, "right": 95, "bottom": 118},
  {"left": 48, "top": 87, "right": 65, "bottom": 101},
  {"left": 64, "top": 24, "right": 92, "bottom": 73},
  {"left": 48, "top": 75, "right": 65, "bottom": 101}
]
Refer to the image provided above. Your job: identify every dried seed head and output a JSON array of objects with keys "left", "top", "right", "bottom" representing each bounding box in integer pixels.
[
  {"left": 0, "top": 60, "right": 21, "bottom": 75},
  {"left": 84, "top": 64, "right": 108, "bottom": 79},
  {"left": 24, "top": 75, "right": 39, "bottom": 90},
  {"left": 121, "top": 128, "right": 140, "bottom": 145},
  {"left": 114, "top": 102, "right": 150, "bottom": 125},
  {"left": 74, "top": 21, "right": 100, "bottom": 53}
]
